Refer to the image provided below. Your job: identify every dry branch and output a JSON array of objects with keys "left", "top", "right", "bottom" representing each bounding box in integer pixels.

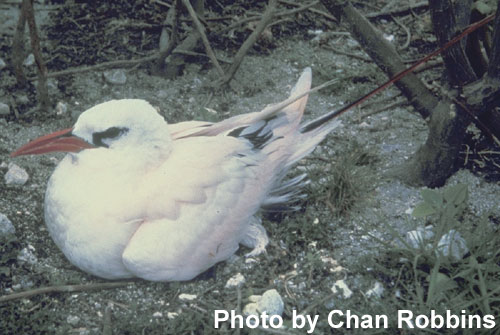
[
  {"left": 0, "top": 282, "right": 133, "bottom": 303},
  {"left": 12, "top": 1, "right": 27, "bottom": 87},
  {"left": 217, "top": 0, "right": 277, "bottom": 86},
  {"left": 365, "top": 1, "right": 429, "bottom": 18},
  {"left": 23, "top": 0, "right": 50, "bottom": 111},
  {"left": 154, "top": 0, "right": 180, "bottom": 74},
  {"left": 182, "top": 0, "right": 224, "bottom": 77}
]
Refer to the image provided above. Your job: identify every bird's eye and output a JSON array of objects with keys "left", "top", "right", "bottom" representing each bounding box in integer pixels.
[{"left": 92, "top": 127, "right": 128, "bottom": 147}]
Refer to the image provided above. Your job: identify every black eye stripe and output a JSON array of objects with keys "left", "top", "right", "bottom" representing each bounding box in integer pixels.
[{"left": 92, "top": 127, "right": 128, "bottom": 147}]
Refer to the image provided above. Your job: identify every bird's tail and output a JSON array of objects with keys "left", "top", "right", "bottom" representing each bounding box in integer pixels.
[{"left": 280, "top": 67, "right": 341, "bottom": 168}]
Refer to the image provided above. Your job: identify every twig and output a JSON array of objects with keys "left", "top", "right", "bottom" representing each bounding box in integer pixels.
[
  {"left": 0, "top": 282, "right": 133, "bottom": 303},
  {"left": 102, "top": 302, "right": 113, "bottom": 335},
  {"left": 298, "top": 292, "right": 336, "bottom": 317},
  {"left": 218, "top": 1, "right": 319, "bottom": 35},
  {"left": 154, "top": 0, "right": 180, "bottom": 74},
  {"left": 365, "top": 1, "right": 428, "bottom": 19},
  {"left": 28, "top": 49, "right": 230, "bottom": 81},
  {"left": 218, "top": 0, "right": 277, "bottom": 86},
  {"left": 392, "top": 15, "right": 411, "bottom": 50},
  {"left": 28, "top": 54, "right": 159, "bottom": 80},
  {"left": 12, "top": 0, "right": 27, "bottom": 87},
  {"left": 278, "top": 0, "right": 337, "bottom": 22},
  {"left": 181, "top": 0, "right": 225, "bottom": 77},
  {"left": 23, "top": 0, "right": 50, "bottom": 111},
  {"left": 322, "top": 44, "right": 372, "bottom": 62},
  {"left": 153, "top": 0, "right": 172, "bottom": 8},
  {"left": 361, "top": 98, "right": 407, "bottom": 119}
]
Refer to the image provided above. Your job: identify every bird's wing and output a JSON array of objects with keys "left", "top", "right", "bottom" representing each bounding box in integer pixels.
[
  {"left": 168, "top": 120, "right": 213, "bottom": 139},
  {"left": 122, "top": 135, "right": 271, "bottom": 281},
  {"left": 169, "top": 68, "right": 312, "bottom": 140}
]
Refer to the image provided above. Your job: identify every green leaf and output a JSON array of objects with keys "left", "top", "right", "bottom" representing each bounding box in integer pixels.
[
  {"left": 474, "top": 1, "right": 494, "bottom": 15},
  {"left": 431, "top": 272, "right": 458, "bottom": 292},
  {"left": 443, "top": 184, "right": 468, "bottom": 206},
  {"left": 412, "top": 202, "right": 436, "bottom": 218},
  {"left": 421, "top": 189, "right": 443, "bottom": 208}
]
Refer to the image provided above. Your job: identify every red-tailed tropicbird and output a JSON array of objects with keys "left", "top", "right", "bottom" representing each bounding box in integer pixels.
[{"left": 11, "top": 68, "right": 340, "bottom": 281}]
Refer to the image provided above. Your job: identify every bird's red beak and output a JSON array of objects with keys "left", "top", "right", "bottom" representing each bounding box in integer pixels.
[{"left": 10, "top": 128, "right": 95, "bottom": 158}]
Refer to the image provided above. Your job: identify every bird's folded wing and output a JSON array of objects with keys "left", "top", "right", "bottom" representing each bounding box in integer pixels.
[
  {"left": 123, "top": 136, "right": 267, "bottom": 281},
  {"left": 169, "top": 68, "right": 312, "bottom": 139}
]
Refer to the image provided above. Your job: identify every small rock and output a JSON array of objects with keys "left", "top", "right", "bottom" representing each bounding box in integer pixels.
[
  {"left": 365, "top": 281, "right": 384, "bottom": 298},
  {"left": 383, "top": 34, "right": 395, "bottom": 42},
  {"left": 17, "top": 245, "right": 37, "bottom": 265},
  {"left": 4, "top": 163, "right": 29, "bottom": 185},
  {"left": 178, "top": 293, "right": 197, "bottom": 302},
  {"left": 405, "top": 226, "right": 434, "bottom": 249},
  {"left": 55, "top": 101, "right": 68, "bottom": 115},
  {"left": 103, "top": 69, "right": 127, "bottom": 85},
  {"left": 23, "top": 54, "right": 35, "bottom": 67},
  {"left": 437, "top": 229, "right": 469, "bottom": 261},
  {"left": 66, "top": 315, "right": 80, "bottom": 326},
  {"left": 0, "top": 102, "right": 9, "bottom": 116},
  {"left": 225, "top": 273, "right": 245, "bottom": 288},
  {"left": 0, "top": 58, "right": 6, "bottom": 71},
  {"left": 0, "top": 213, "right": 15, "bottom": 236},
  {"left": 167, "top": 312, "right": 178, "bottom": 319},
  {"left": 331, "top": 279, "right": 353, "bottom": 299},
  {"left": 243, "top": 289, "right": 284, "bottom": 319}
]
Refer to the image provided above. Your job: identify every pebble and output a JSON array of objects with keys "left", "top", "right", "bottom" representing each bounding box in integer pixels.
[
  {"left": 103, "top": 69, "right": 127, "bottom": 85},
  {"left": 17, "top": 245, "right": 37, "bottom": 265},
  {"left": 437, "top": 229, "right": 469, "bottom": 261},
  {"left": 23, "top": 54, "right": 35, "bottom": 67},
  {"left": 55, "top": 101, "right": 68, "bottom": 115},
  {"left": 0, "top": 58, "right": 5, "bottom": 71},
  {"left": 225, "top": 273, "right": 245, "bottom": 288},
  {"left": 331, "top": 279, "right": 353, "bottom": 299},
  {"left": 167, "top": 312, "right": 178, "bottom": 319},
  {"left": 0, "top": 102, "right": 9, "bottom": 116},
  {"left": 178, "top": 293, "right": 197, "bottom": 302},
  {"left": 243, "top": 289, "right": 284, "bottom": 318},
  {"left": 405, "top": 226, "right": 434, "bottom": 249},
  {"left": 365, "top": 281, "right": 384, "bottom": 298},
  {"left": 66, "top": 315, "right": 80, "bottom": 326},
  {"left": 4, "top": 163, "right": 29, "bottom": 185},
  {"left": 0, "top": 213, "right": 15, "bottom": 236}
]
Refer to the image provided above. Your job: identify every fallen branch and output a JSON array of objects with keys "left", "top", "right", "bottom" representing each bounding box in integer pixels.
[
  {"left": 28, "top": 50, "right": 231, "bottom": 81},
  {"left": 217, "top": 0, "right": 277, "bottom": 86},
  {"left": 218, "top": 1, "right": 320, "bottom": 35},
  {"left": 12, "top": 0, "right": 27, "bottom": 87},
  {"left": 278, "top": 0, "right": 337, "bottom": 22},
  {"left": 0, "top": 281, "right": 133, "bottom": 303},
  {"left": 23, "top": 0, "right": 50, "bottom": 111},
  {"left": 154, "top": 0, "right": 180, "bottom": 74},
  {"left": 365, "top": 1, "right": 429, "bottom": 19},
  {"left": 182, "top": 0, "right": 225, "bottom": 77}
]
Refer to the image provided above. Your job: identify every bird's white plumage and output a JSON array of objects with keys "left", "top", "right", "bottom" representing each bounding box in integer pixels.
[{"left": 35, "top": 68, "right": 341, "bottom": 281}]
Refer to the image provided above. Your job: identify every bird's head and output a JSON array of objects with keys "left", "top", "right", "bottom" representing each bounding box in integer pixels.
[{"left": 11, "top": 99, "right": 171, "bottom": 157}]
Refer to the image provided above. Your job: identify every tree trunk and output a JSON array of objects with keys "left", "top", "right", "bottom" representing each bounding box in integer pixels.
[{"left": 319, "top": 0, "right": 500, "bottom": 187}]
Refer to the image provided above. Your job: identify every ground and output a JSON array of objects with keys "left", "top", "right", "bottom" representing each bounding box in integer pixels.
[{"left": 1, "top": 1, "right": 500, "bottom": 334}]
